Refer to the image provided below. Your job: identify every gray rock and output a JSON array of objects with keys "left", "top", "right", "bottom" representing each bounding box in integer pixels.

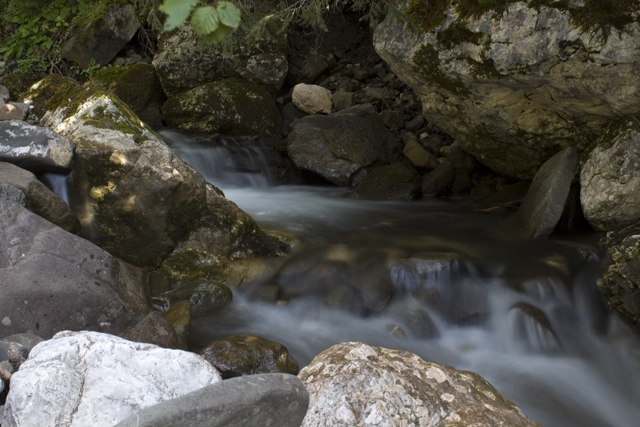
[
  {"left": 350, "top": 163, "right": 420, "bottom": 201},
  {"left": 2, "top": 331, "right": 222, "bottom": 427},
  {"left": 331, "top": 91, "right": 354, "bottom": 112},
  {"left": 0, "top": 185, "right": 25, "bottom": 206},
  {"left": 113, "top": 373, "right": 309, "bottom": 427},
  {"left": 380, "top": 109, "right": 404, "bottom": 130},
  {"left": 404, "top": 115, "right": 425, "bottom": 132},
  {"left": 421, "top": 161, "right": 454, "bottom": 197},
  {"left": 292, "top": 83, "right": 332, "bottom": 115},
  {"left": 0, "top": 162, "right": 80, "bottom": 233},
  {"left": 61, "top": 3, "right": 140, "bottom": 69},
  {"left": 299, "top": 342, "right": 542, "bottom": 427},
  {"left": 0, "top": 121, "right": 75, "bottom": 174},
  {"left": 374, "top": 2, "right": 640, "bottom": 179},
  {"left": 0, "top": 85, "right": 9, "bottom": 103},
  {"left": 123, "top": 54, "right": 142, "bottom": 66},
  {"left": 352, "top": 66, "right": 369, "bottom": 81},
  {"left": 0, "top": 104, "right": 25, "bottom": 121},
  {"left": 287, "top": 113, "right": 394, "bottom": 186},
  {"left": 0, "top": 333, "right": 42, "bottom": 356},
  {"left": 403, "top": 139, "right": 439, "bottom": 170},
  {"left": 0, "top": 199, "right": 151, "bottom": 339},
  {"left": 506, "top": 147, "right": 578, "bottom": 239},
  {"left": 581, "top": 122, "right": 640, "bottom": 231}
]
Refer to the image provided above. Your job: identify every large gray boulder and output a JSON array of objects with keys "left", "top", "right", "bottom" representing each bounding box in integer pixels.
[
  {"left": 0, "top": 199, "right": 150, "bottom": 339},
  {"left": 0, "top": 161, "right": 80, "bottom": 233},
  {"left": 581, "top": 121, "right": 640, "bottom": 231},
  {"left": 0, "top": 120, "right": 75, "bottom": 173},
  {"left": 287, "top": 108, "right": 395, "bottom": 186},
  {"left": 506, "top": 147, "right": 578, "bottom": 239},
  {"left": 23, "top": 75, "right": 284, "bottom": 272},
  {"left": 299, "top": 342, "right": 542, "bottom": 427},
  {"left": 114, "top": 373, "right": 308, "bottom": 427},
  {"left": 2, "top": 331, "right": 221, "bottom": 427},
  {"left": 61, "top": 2, "right": 140, "bottom": 69},
  {"left": 374, "top": 2, "right": 640, "bottom": 179},
  {"left": 152, "top": 23, "right": 287, "bottom": 97}
]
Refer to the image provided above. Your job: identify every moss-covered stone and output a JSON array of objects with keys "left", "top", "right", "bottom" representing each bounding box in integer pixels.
[
  {"left": 350, "top": 163, "right": 421, "bottom": 201},
  {"left": 0, "top": 72, "right": 41, "bottom": 101},
  {"left": 162, "top": 300, "right": 192, "bottom": 350},
  {"left": 152, "top": 281, "right": 233, "bottom": 317}
]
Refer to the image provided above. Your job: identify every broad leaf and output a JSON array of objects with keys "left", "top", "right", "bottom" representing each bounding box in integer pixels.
[
  {"left": 216, "top": 1, "right": 241, "bottom": 29},
  {"left": 191, "top": 6, "right": 219, "bottom": 35},
  {"left": 204, "top": 24, "right": 230, "bottom": 44},
  {"left": 159, "top": 0, "right": 199, "bottom": 31}
]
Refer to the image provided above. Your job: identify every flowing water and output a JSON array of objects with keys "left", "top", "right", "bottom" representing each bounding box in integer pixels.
[{"left": 51, "top": 131, "right": 640, "bottom": 427}]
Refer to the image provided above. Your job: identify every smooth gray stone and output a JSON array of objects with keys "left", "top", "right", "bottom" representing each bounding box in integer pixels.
[
  {"left": 421, "top": 161, "right": 454, "bottom": 197},
  {"left": 113, "top": 373, "right": 309, "bottom": 427}
]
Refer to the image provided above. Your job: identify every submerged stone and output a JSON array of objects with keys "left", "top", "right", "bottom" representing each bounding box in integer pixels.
[{"left": 350, "top": 162, "right": 421, "bottom": 201}]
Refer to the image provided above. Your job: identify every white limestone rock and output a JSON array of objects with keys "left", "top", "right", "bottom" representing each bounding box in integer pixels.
[
  {"left": 2, "top": 331, "right": 221, "bottom": 427},
  {"left": 299, "top": 342, "right": 542, "bottom": 427},
  {"left": 292, "top": 84, "right": 333, "bottom": 115}
]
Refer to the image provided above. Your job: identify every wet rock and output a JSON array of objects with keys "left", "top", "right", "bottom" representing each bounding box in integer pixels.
[
  {"left": 381, "top": 302, "right": 439, "bottom": 339},
  {"left": 0, "top": 121, "right": 75, "bottom": 174},
  {"left": 0, "top": 104, "right": 26, "bottom": 121},
  {"left": 113, "top": 373, "right": 308, "bottom": 427},
  {"left": 509, "top": 302, "right": 559, "bottom": 353},
  {"left": 323, "top": 286, "right": 362, "bottom": 312},
  {"left": 374, "top": 2, "right": 640, "bottom": 180},
  {"left": 506, "top": 147, "right": 578, "bottom": 239},
  {"left": 474, "top": 181, "right": 530, "bottom": 209},
  {"left": 292, "top": 83, "right": 332, "bottom": 115},
  {"left": 287, "top": 112, "right": 394, "bottom": 186},
  {"left": 452, "top": 167, "right": 472, "bottom": 195},
  {"left": 350, "top": 163, "right": 420, "bottom": 201},
  {"left": 123, "top": 311, "right": 179, "bottom": 349},
  {"left": 391, "top": 252, "right": 461, "bottom": 293},
  {"left": 0, "top": 334, "right": 43, "bottom": 357},
  {"left": 163, "top": 78, "right": 280, "bottom": 137},
  {"left": 152, "top": 282, "right": 233, "bottom": 317},
  {"left": 421, "top": 161, "right": 454, "bottom": 197},
  {"left": 162, "top": 300, "right": 191, "bottom": 350},
  {"left": 1, "top": 331, "right": 221, "bottom": 427},
  {"left": 581, "top": 121, "right": 640, "bottom": 231},
  {"left": 331, "top": 91, "right": 354, "bottom": 112},
  {"left": 0, "top": 200, "right": 151, "bottom": 339},
  {"left": 90, "top": 63, "right": 165, "bottom": 129},
  {"left": 403, "top": 139, "right": 439, "bottom": 170},
  {"left": 599, "top": 224, "right": 640, "bottom": 333},
  {"left": 200, "top": 335, "right": 298, "bottom": 379},
  {"left": 0, "top": 162, "right": 80, "bottom": 233},
  {"left": 299, "top": 342, "right": 542, "bottom": 427},
  {"left": 445, "top": 141, "right": 468, "bottom": 170},
  {"left": 61, "top": 3, "right": 140, "bottom": 69}
]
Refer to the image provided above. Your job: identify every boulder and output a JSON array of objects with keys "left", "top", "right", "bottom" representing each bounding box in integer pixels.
[
  {"left": 162, "top": 78, "right": 281, "bottom": 137},
  {"left": 152, "top": 23, "right": 288, "bottom": 97},
  {"left": 506, "top": 147, "right": 578, "bottom": 239},
  {"left": 0, "top": 104, "right": 26, "bottom": 121},
  {"left": 421, "top": 161, "right": 454, "bottom": 197},
  {"left": 200, "top": 335, "right": 298, "bottom": 379},
  {"left": 350, "top": 162, "right": 420, "bottom": 201},
  {"left": 113, "top": 373, "right": 308, "bottom": 427},
  {"left": 374, "top": 2, "right": 640, "bottom": 179},
  {"left": 403, "top": 139, "right": 439, "bottom": 170},
  {"left": 0, "top": 74, "right": 39, "bottom": 102},
  {"left": 23, "top": 75, "right": 283, "bottom": 271},
  {"left": 162, "top": 300, "right": 191, "bottom": 350},
  {"left": 152, "top": 281, "right": 233, "bottom": 316},
  {"left": 0, "top": 185, "right": 25, "bottom": 205},
  {"left": 331, "top": 91, "right": 354, "bottom": 112},
  {"left": 0, "top": 161, "right": 80, "bottom": 233},
  {"left": 581, "top": 121, "right": 640, "bottom": 231},
  {"left": 90, "top": 63, "right": 165, "bottom": 129},
  {"left": 0, "top": 120, "right": 75, "bottom": 174},
  {"left": 61, "top": 2, "right": 140, "bottom": 69},
  {"left": 122, "top": 311, "right": 179, "bottom": 350},
  {"left": 0, "top": 199, "right": 151, "bottom": 339},
  {"left": 2, "top": 331, "right": 221, "bottom": 427},
  {"left": 287, "top": 110, "right": 394, "bottom": 186},
  {"left": 0, "top": 85, "right": 9, "bottom": 103},
  {"left": 598, "top": 224, "right": 640, "bottom": 334},
  {"left": 299, "top": 342, "right": 542, "bottom": 427},
  {"left": 292, "top": 84, "right": 332, "bottom": 115}
]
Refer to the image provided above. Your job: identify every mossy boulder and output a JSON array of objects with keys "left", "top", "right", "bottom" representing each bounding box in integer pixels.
[
  {"left": 350, "top": 163, "right": 421, "bottom": 201},
  {"left": 23, "top": 75, "right": 285, "bottom": 271},
  {"left": 374, "top": 0, "right": 640, "bottom": 179},
  {"left": 152, "top": 22, "right": 288, "bottom": 97},
  {"left": 0, "top": 72, "right": 40, "bottom": 100},
  {"left": 162, "top": 300, "right": 191, "bottom": 350},
  {"left": 91, "top": 63, "right": 165, "bottom": 129},
  {"left": 200, "top": 335, "right": 298, "bottom": 379},
  {"left": 162, "top": 78, "right": 281, "bottom": 137},
  {"left": 152, "top": 281, "right": 233, "bottom": 317}
]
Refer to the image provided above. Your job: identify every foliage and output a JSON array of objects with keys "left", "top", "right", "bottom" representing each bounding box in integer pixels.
[
  {"left": 81, "top": 58, "right": 101, "bottom": 78},
  {"left": 158, "top": 0, "right": 241, "bottom": 44}
]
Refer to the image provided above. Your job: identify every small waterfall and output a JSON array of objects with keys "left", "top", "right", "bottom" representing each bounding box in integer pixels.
[{"left": 39, "top": 173, "right": 70, "bottom": 205}]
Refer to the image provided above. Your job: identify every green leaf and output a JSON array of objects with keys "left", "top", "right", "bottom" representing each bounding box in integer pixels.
[
  {"left": 190, "top": 6, "right": 219, "bottom": 35},
  {"left": 204, "top": 23, "right": 230, "bottom": 44},
  {"left": 159, "top": 0, "right": 199, "bottom": 31},
  {"left": 216, "top": 1, "right": 240, "bottom": 29},
  {"left": 59, "top": 7, "right": 70, "bottom": 20}
]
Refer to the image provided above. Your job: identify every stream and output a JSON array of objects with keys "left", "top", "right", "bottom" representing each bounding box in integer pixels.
[{"left": 58, "top": 131, "right": 640, "bottom": 427}]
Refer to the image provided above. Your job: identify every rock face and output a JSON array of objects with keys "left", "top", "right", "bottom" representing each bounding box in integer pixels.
[
  {"left": 0, "top": 161, "right": 80, "bottom": 233},
  {"left": 0, "top": 199, "right": 150, "bottom": 339},
  {"left": 292, "top": 84, "right": 332, "bottom": 115},
  {"left": 581, "top": 121, "right": 640, "bottom": 231},
  {"left": 61, "top": 3, "right": 140, "bottom": 69},
  {"left": 350, "top": 162, "right": 420, "bottom": 201},
  {"left": 0, "top": 120, "right": 75, "bottom": 173},
  {"left": 2, "top": 331, "right": 221, "bottom": 427},
  {"left": 599, "top": 224, "right": 640, "bottom": 334},
  {"left": 152, "top": 23, "right": 288, "bottom": 97},
  {"left": 299, "top": 342, "right": 542, "bottom": 427},
  {"left": 113, "top": 373, "right": 308, "bottom": 427},
  {"left": 506, "top": 147, "right": 578, "bottom": 239},
  {"left": 374, "top": 2, "right": 640, "bottom": 179},
  {"left": 200, "top": 335, "right": 298, "bottom": 379},
  {"left": 24, "top": 75, "right": 283, "bottom": 271},
  {"left": 162, "top": 78, "right": 281, "bottom": 137},
  {"left": 287, "top": 109, "right": 395, "bottom": 186}
]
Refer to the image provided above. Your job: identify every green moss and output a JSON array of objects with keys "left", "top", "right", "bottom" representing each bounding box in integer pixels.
[
  {"left": 466, "top": 57, "right": 502, "bottom": 78},
  {"left": 166, "top": 199, "right": 203, "bottom": 243},
  {"left": 404, "top": 0, "right": 449, "bottom": 32},
  {"left": 580, "top": 117, "right": 640, "bottom": 163},
  {"left": 437, "top": 24, "right": 483, "bottom": 48},
  {"left": 414, "top": 43, "right": 470, "bottom": 96}
]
